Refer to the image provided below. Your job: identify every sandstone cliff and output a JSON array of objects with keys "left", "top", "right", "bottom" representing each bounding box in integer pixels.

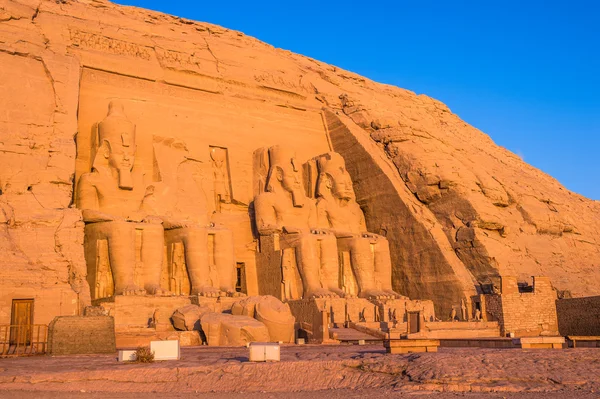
[{"left": 1, "top": 0, "right": 598, "bottom": 319}]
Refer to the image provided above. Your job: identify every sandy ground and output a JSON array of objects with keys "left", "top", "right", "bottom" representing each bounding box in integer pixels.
[
  {"left": 0, "top": 345, "right": 599, "bottom": 397},
  {"left": 2, "top": 391, "right": 600, "bottom": 399}
]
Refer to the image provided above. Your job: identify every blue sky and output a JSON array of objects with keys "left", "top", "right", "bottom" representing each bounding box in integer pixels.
[{"left": 116, "top": 0, "right": 600, "bottom": 200}]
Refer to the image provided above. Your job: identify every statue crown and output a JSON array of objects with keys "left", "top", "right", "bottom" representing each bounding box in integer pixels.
[{"left": 98, "top": 100, "right": 136, "bottom": 148}]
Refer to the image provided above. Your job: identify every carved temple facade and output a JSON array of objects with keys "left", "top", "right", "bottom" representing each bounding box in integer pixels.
[{"left": 0, "top": 0, "right": 570, "bottom": 343}]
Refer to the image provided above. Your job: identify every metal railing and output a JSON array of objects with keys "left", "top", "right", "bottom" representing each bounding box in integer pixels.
[{"left": 0, "top": 325, "right": 48, "bottom": 357}]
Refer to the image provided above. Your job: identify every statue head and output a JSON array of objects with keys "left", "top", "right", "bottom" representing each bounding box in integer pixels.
[
  {"left": 265, "top": 145, "right": 305, "bottom": 207},
  {"left": 96, "top": 101, "right": 137, "bottom": 189},
  {"left": 316, "top": 152, "right": 355, "bottom": 201}
]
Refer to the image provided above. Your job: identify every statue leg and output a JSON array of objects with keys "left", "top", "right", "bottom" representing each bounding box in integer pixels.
[
  {"left": 103, "top": 221, "right": 140, "bottom": 295},
  {"left": 140, "top": 223, "right": 166, "bottom": 295},
  {"left": 212, "top": 228, "right": 240, "bottom": 297},
  {"left": 319, "top": 234, "right": 345, "bottom": 297},
  {"left": 373, "top": 238, "right": 401, "bottom": 298},
  {"left": 345, "top": 237, "right": 392, "bottom": 300},
  {"left": 180, "top": 227, "right": 219, "bottom": 297},
  {"left": 284, "top": 233, "right": 336, "bottom": 299}
]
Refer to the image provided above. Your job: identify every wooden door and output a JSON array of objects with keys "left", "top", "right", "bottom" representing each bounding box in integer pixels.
[{"left": 10, "top": 299, "right": 33, "bottom": 345}]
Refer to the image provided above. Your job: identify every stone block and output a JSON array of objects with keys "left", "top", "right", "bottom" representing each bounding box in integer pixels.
[
  {"left": 419, "top": 321, "right": 501, "bottom": 339},
  {"left": 513, "top": 336, "right": 565, "bottom": 349},
  {"left": 178, "top": 331, "right": 202, "bottom": 346},
  {"left": 172, "top": 304, "right": 210, "bottom": 331},
  {"left": 48, "top": 316, "right": 116, "bottom": 356},
  {"left": 200, "top": 313, "right": 269, "bottom": 346},
  {"left": 384, "top": 338, "right": 440, "bottom": 354},
  {"left": 253, "top": 296, "right": 295, "bottom": 343}
]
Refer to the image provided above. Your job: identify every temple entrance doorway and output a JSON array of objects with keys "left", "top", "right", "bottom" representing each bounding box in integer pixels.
[
  {"left": 408, "top": 311, "right": 420, "bottom": 334},
  {"left": 236, "top": 262, "right": 247, "bottom": 294},
  {"left": 10, "top": 299, "right": 33, "bottom": 345}
]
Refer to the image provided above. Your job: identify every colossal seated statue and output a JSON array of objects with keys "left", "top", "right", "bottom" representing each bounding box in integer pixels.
[
  {"left": 254, "top": 146, "right": 343, "bottom": 299},
  {"left": 76, "top": 101, "right": 164, "bottom": 296},
  {"left": 315, "top": 152, "right": 402, "bottom": 300},
  {"left": 143, "top": 137, "right": 239, "bottom": 297}
]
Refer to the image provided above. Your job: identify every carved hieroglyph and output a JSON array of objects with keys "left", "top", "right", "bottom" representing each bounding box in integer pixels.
[
  {"left": 314, "top": 152, "right": 402, "bottom": 300},
  {"left": 209, "top": 146, "right": 232, "bottom": 211},
  {"left": 77, "top": 101, "right": 164, "bottom": 297},
  {"left": 253, "top": 146, "right": 343, "bottom": 299}
]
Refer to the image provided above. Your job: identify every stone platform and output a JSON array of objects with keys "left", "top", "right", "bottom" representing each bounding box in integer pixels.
[
  {"left": 343, "top": 320, "right": 501, "bottom": 341},
  {"left": 439, "top": 337, "right": 516, "bottom": 348},
  {"left": 408, "top": 321, "right": 501, "bottom": 339},
  {"left": 94, "top": 295, "right": 241, "bottom": 329},
  {"left": 95, "top": 295, "right": 194, "bottom": 330},
  {"left": 287, "top": 297, "right": 435, "bottom": 325},
  {"left": 287, "top": 297, "right": 435, "bottom": 343},
  {"left": 512, "top": 336, "right": 565, "bottom": 349},
  {"left": 566, "top": 336, "right": 600, "bottom": 348},
  {"left": 116, "top": 329, "right": 201, "bottom": 348},
  {"left": 384, "top": 338, "right": 440, "bottom": 353}
]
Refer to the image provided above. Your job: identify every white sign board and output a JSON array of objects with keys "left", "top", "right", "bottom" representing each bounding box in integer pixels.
[
  {"left": 264, "top": 343, "right": 280, "bottom": 361},
  {"left": 248, "top": 342, "right": 280, "bottom": 362},
  {"left": 118, "top": 349, "right": 137, "bottom": 362},
  {"left": 249, "top": 343, "right": 265, "bottom": 362},
  {"left": 150, "top": 340, "right": 180, "bottom": 361}
]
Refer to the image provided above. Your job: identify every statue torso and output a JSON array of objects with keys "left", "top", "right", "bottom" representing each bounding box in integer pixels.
[
  {"left": 87, "top": 169, "right": 146, "bottom": 217},
  {"left": 317, "top": 197, "right": 363, "bottom": 235},
  {"left": 257, "top": 192, "right": 314, "bottom": 230}
]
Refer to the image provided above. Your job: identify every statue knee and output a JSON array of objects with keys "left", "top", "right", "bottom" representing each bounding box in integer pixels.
[
  {"left": 299, "top": 233, "right": 318, "bottom": 246},
  {"left": 352, "top": 237, "right": 371, "bottom": 252},
  {"left": 181, "top": 227, "right": 207, "bottom": 243},
  {"left": 106, "top": 220, "right": 135, "bottom": 238},
  {"left": 375, "top": 237, "right": 391, "bottom": 252},
  {"left": 320, "top": 234, "right": 337, "bottom": 246}
]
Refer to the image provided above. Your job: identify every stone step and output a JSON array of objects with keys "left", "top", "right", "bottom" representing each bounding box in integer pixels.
[{"left": 329, "top": 327, "right": 381, "bottom": 342}]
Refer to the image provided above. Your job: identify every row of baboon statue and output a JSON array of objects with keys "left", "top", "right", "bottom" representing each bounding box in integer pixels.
[{"left": 77, "top": 101, "right": 401, "bottom": 301}]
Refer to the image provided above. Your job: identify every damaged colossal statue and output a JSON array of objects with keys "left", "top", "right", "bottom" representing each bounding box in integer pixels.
[{"left": 143, "top": 137, "right": 239, "bottom": 297}]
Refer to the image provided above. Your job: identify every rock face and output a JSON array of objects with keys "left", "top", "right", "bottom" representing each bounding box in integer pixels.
[{"left": 1, "top": 0, "right": 599, "bottom": 322}]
